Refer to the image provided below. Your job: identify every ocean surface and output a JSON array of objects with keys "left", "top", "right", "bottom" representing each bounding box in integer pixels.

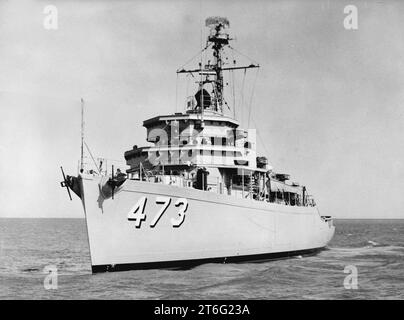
[{"left": 0, "top": 218, "right": 403, "bottom": 300}]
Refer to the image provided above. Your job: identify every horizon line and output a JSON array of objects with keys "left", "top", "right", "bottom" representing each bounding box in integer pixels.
[{"left": 0, "top": 217, "right": 404, "bottom": 220}]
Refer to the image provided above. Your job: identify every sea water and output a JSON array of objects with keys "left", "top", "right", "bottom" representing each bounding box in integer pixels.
[{"left": 0, "top": 218, "right": 403, "bottom": 299}]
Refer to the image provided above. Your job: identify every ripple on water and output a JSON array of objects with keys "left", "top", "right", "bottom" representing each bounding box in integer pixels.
[{"left": 1, "top": 218, "right": 404, "bottom": 299}]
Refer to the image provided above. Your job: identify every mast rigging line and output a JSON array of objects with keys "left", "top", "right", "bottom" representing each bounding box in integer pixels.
[
  {"left": 250, "top": 116, "right": 271, "bottom": 159},
  {"left": 231, "top": 48, "right": 236, "bottom": 118},
  {"left": 231, "top": 69, "right": 236, "bottom": 118},
  {"left": 239, "top": 69, "right": 247, "bottom": 125},
  {"left": 228, "top": 45, "right": 260, "bottom": 66},
  {"left": 227, "top": 64, "right": 267, "bottom": 156},
  {"left": 98, "top": 157, "right": 127, "bottom": 164},
  {"left": 247, "top": 67, "right": 260, "bottom": 128},
  {"left": 176, "top": 43, "right": 212, "bottom": 73},
  {"left": 84, "top": 141, "right": 101, "bottom": 175}
]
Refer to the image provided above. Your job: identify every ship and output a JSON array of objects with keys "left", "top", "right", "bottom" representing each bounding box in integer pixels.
[{"left": 60, "top": 17, "right": 335, "bottom": 273}]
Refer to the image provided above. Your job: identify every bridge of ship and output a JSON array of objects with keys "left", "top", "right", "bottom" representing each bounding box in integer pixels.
[{"left": 123, "top": 112, "right": 316, "bottom": 207}]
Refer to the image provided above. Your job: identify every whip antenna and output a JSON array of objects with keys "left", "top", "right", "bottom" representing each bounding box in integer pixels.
[{"left": 80, "top": 98, "right": 85, "bottom": 173}]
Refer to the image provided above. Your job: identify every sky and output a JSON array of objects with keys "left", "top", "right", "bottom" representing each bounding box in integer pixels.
[{"left": 0, "top": 0, "right": 403, "bottom": 218}]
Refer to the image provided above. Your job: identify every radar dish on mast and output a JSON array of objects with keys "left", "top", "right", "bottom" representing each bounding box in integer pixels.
[{"left": 205, "top": 16, "right": 230, "bottom": 28}]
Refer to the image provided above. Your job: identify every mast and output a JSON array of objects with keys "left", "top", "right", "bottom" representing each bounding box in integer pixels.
[
  {"left": 207, "top": 17, "right": 228, "bottom": 113},
  {"left": 80, "top": 98, "right": 84, "bottom": 173},
  {"left": 177, "top": 17, "right": 259, "bottom": 117}
]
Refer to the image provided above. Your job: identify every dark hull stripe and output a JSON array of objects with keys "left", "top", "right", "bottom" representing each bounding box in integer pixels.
[{"left": 91, "top": 247, "right": 325, "bottom": 273}]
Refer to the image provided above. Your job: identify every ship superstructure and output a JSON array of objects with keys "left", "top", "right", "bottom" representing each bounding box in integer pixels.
[{"left": 61, "top": 17, "right": 334, "bottom": 273}]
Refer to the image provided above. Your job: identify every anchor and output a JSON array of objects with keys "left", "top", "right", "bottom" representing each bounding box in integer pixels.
[{"left": 60, "top": 166, "right": 72, "bottom": 201}]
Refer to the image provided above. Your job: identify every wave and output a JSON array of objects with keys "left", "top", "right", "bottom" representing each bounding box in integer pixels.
[
  {"left": 21, "top": 267, "right": 40, "bottom": 273},
  {"left": 324, "top": 244, "right": 404, "bottom": 260},
  {"left": 367, "top": 240, "right": 380, "bottom": 247}
]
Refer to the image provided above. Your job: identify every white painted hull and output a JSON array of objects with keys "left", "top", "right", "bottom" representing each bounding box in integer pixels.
[{"left": 79, "top": 175, "right": 335, "bottom": 272}]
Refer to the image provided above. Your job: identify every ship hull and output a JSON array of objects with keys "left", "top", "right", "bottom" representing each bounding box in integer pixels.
[{"left": 79, "top": 175, "right": 335, "bottom": 273}]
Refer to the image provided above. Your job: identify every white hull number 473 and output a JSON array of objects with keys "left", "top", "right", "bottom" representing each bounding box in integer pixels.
[{"left": 127, "top": 196, "right": 188, "bottom": 228}]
